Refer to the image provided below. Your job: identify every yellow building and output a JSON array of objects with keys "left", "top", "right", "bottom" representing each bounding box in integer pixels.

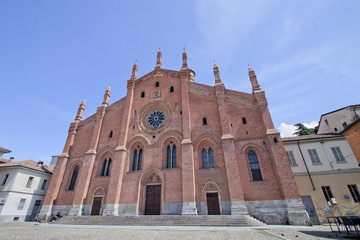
[{"left": 283, "top": 134, "right": 360, "bottom": 224}]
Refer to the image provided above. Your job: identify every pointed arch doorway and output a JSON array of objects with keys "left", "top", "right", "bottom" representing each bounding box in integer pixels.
[
  {"left": 91, "top": 187, "right": 105, "bottom": 215},
  {"left": 144, "top": 173, "right": 162, "bottom": 215}
]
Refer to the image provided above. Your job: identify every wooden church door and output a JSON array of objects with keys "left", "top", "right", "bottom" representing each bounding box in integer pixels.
[
  {"left": 206, "top": 192, "right": 220, "bottom": 215},
  {"left": 145, "top": 185, "right": 161, "bottom": 215}
]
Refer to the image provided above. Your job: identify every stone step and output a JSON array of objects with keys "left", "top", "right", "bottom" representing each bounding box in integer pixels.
[{"left": 54, "top": 215, "right": 266, "bottom": 227}]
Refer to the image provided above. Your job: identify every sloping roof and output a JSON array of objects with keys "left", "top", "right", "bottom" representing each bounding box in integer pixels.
[
  {"left": 0, "top": 160, "right": 54, "bottom": 174},
  {"left": 0, "top": 146, "right": 11, "bottom": 154},
  {"left": 0, "top": 158, "right": 11, "bottom": 164},
  {"left": 320, "top": 104, "right": 360, "bottom": 117},
  {"left": 282, "top": 134, "right": 344, "bottom": 142}
]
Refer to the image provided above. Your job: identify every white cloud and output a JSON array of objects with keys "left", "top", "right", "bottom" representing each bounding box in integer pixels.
[
  {"left": 278, "top": 121, "right": 318, "bottom": 137},
  {"left": 278, "top": 123, "right": 297, "bottom": 137}
]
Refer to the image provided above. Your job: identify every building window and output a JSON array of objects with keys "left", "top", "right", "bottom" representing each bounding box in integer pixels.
[
  {"left": 286, "top": 151, "right": 297, "bottom": 165},
  {"left": 25, "top": 177, "right": 34, "bottom": 188},
  {"left": 41, "top": 180, "right": 48, "bottom": 190},
  {"left": 203, "top": 117, "right": 207, "bottom": 125},
  {"left": 109, "top": 131, "right": 113, "bottom": 138},
  {"left": 348, "top": 185, "right": 360, "bottom": 203},
  {"left": 132, "top": 148, "right": 142, "bottom": 171},
  {"left": 331, "top": 147, "right": 346, "bottom": 163},
  {"left": 248, "top": 150, "right": 263, "bottom": 181},
  {"left": 166, "top": 144, "right": 176, "bottom": 169},
  {"left": 101, "top": 158, "right": 112, "bottom": 176},
  {"left": 1, "top": 174, "right": 9, "bottom": 185},
  {"left": 141, "top": 92, "right": 145, "bottom": 98},
  {"left": 308, "top": 149, "right": 321, "bottom": 164},
  {"left": 202, "top": 148, "right": 215, "bottom": 168},
  {"left": 342, "top": 122, "right": 348, "bottom": 128},
  {"left": 155, "top": 81, "right": 159, "bottom": 87},
  {"left": 170, "top": 86, "right": 174, "bottom": 92},
  {"left": 106, "top": 159, "right": 111, "bottom": 176},
  {"left": 325, "top": 119, "right": 329, "bottom": 125},
  {"left": 321, "top": 186, "right": 334, "bottom": 202},
  {"left": 18, "top": 198, "right": 26, "bottom": 210},
  {"left": 242, "top": 117, "right": 247, "bottom": 124},
  {"left": 68, "top": 166, "right": 79, "bottom": 190}
]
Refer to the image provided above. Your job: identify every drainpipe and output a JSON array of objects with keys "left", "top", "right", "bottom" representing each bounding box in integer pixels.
[{"left": 297, "top": 140, "right": 316, "bottom": 191}]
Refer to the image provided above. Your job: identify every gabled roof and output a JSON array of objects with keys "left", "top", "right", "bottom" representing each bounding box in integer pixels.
[
  {"left": 0, "top": 160, "right": 54, "bottom": 174},
  {"left": 282, "top": 134, "right": 344, "bottom": 142},
  {"left": 0, "top": 146, "right": 11, "bottom": 154}
]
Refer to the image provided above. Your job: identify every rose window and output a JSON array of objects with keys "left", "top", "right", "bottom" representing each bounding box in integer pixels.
[{"left": 146, "top": 110, "right": 166, "bottom": 129}]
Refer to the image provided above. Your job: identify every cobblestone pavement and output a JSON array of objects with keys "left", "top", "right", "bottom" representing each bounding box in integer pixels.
[{"left": 0, "top": 222, "right": 354, "bottom": 240}]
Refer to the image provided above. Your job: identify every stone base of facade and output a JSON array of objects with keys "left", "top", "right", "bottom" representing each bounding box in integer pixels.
[
  {"left": 231, "top": 201, "right": 249, "bottom": 215},
  {"left": 44, "top": 199, "right": 310, "bottom": 225},
  {"left": 246, "top": 199, "right": 310, "bottom": 225},
  {"left": 68, "top": 204, "right": 83, "bottom": 216},
  {"left": 38, "top": 204, "right": 53, "bottom": 220},
  {"left": 102, "top": 204, "right": 119, "bottom": 216},
  {"left": 286, "top": 199, "right": 312, "bottom": 226},
  {"left": 181, "top": 202, "right": 197, "bottom": 215}
]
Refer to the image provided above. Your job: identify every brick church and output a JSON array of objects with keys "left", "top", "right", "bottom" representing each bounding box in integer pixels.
[{"left": 40, "top": 50, "right": 310, "bottom": 225}]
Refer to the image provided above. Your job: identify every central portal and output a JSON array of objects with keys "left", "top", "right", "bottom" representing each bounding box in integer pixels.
[{"left": 145, "top": 185, "right": 161, "bottom": 215}]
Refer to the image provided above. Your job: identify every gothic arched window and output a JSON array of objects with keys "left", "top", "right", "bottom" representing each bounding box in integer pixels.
[
  {"left": 248, "top": 150, "right": 263, "bottom": 181},
  {"left": 68, "top": 166, "right": 79, "bottom": 190},
  {"left": 166, "top": 144, "right": 176, "bottom": 168},
  {"left": 101, "top": 158, "right": 112, "bottom": 176},
  {"left": 202, "top": 148, "right": 214, "bottom": 168},
  {"left": 132, "top": 148, "right": 142, "bottom": 171},
  {"left": 101, "top": 159, "right": 107, "bottom": 176},
  {"left": 105, "top": 159, "right": 112, "bottom": 176}
]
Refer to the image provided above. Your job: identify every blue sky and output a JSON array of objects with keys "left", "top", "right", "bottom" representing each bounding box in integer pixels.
[{"left": 1, "top": 0, "right": 359, "bottom": 164}]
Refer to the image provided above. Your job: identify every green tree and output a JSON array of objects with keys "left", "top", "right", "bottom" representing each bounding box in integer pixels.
[{"left": 294, "top": 123, "right": 318, "bottom": 136}]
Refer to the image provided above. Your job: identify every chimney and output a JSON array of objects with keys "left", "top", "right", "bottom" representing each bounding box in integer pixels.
[
  {"left": 9, "top": 157, "right": 14, "bottom": 161},
  {"left": 37, "top": 160, "right": 44, "bottom": 168}
]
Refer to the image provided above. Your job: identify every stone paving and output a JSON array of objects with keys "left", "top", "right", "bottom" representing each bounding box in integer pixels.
[{"left": 0, "top": 222, "right": 354, "bottom": 240}]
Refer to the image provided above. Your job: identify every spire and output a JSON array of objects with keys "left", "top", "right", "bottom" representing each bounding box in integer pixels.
[
  {"left": 155, "top": 48, "right": 162, "bottom": 70},
  {"left": 181, "top": 49, "right": 188, "bottom": 70},
  {"left": 102, "top": 86, "right": 111, "bottom": 106},
  {"left": 131, "top": 61, "right": 138, "bottom": 80},
  {"left": 213, "top": 62, "right": 222, "bottom": 84},
  {"left": 75, "top": 99, "right": 86, "bottom": 121},
  {"left": 248, "top": 65, "right": 261, "bottom": 92}
]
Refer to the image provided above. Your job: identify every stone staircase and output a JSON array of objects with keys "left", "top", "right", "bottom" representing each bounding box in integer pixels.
[{"left": 54, "top": 215, "right": 266, "bottom": 227}]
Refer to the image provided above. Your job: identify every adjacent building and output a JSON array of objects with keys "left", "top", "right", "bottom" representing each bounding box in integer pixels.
[
  {"left": 317, "top": 104, "right": 360, "bottom": 135},
  {"left": 0, "top": 154, "right": 53, "bottom": 222},
  {"left": 283, "top": 134, "right": 360, "bottom": 224},
  {"left": 39, "top": 50, "right": 310, "bottom": 225},
  {"left": 341, "top": 118, "right": 360, "bottom": 164}
]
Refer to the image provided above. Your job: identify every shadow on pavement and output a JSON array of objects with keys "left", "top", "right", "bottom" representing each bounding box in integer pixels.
[{"left": 299, "top": 230, "right": 358, "bottom": 239}]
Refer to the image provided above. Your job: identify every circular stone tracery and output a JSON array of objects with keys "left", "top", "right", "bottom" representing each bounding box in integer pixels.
[{"left": 146, "top": 110, "right": 166, "bottom": 129}]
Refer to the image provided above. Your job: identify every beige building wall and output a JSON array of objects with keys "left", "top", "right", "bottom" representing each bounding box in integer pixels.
[
  {"left": 283, "top": 134, "right": 360, "bottom": 224},
  {"left": 294, "top": 172, "right": 360, "bottom": 223}
]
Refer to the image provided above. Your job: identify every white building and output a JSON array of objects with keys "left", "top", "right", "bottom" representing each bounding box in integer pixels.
[
  {"left": 318, "top": 104, "right": 360, "bottom": 134},
  {"left": 0, "top": 159, "right": 53, "bottom": 222},
  {"left": 283, "top": 134, "right": 360, "bottom": 224}
]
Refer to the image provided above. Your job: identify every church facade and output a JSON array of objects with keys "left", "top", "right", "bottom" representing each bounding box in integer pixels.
[{"left": 39, "top": 50, "right": 310, "bottom": 225}]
